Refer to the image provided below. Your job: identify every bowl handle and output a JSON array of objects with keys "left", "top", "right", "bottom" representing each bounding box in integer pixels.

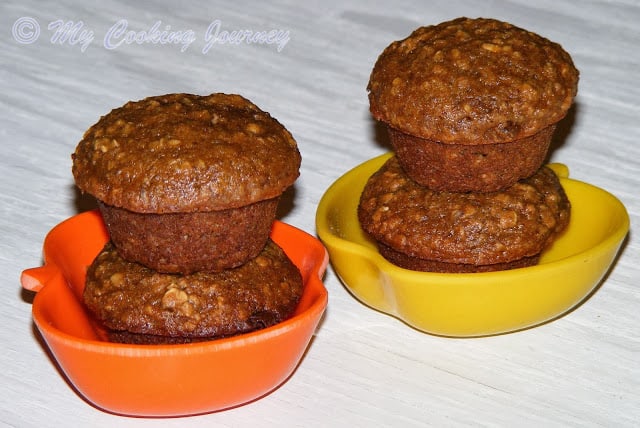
[{"left": 21, "top": 265, "right": 60, "bottom": 293}]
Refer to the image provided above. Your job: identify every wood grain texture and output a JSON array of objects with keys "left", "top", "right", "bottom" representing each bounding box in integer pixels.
[{"left": 2, "top": 1, "right": 638, "bottom": 426}]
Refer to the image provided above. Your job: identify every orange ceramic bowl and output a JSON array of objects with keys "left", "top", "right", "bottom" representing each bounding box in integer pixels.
[{"left": 21, "top": 210, "right": 328, "bottom": 417}]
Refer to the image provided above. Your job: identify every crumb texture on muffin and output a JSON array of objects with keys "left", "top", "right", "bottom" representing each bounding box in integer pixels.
[
  {"left": 377, "top": 242, "right": 540, "bottom": 273},
  {"left": 84, "top": 240, "right": 304, "bottom": 339},
  {"left": 386, "top": 123, "right": 554, "bottom": 192},
  {"left": 72, "top": 93, "right": 301, "bottom": 213},
  {"left": 368, "top": 17, "right": 578, "bottom": 144},
  {"left": 98, "top": 198, "right": 279, "bottom": 274},
  {"left": 358, "top": 156, "right": 570, "bottom": 266}
]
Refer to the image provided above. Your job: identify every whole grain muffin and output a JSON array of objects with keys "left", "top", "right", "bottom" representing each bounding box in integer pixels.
[
  {"left": 84, "top": 240, "right": 304, "bottom": 343},
  {"left": 358, "top": 156, "right": 570, "bottom": 273},
  {"left": 368, "top": 17, "right": 578, "bottom": 192},
  {"left": 72, "top": 93, "right": 301, "bottom": 273}
]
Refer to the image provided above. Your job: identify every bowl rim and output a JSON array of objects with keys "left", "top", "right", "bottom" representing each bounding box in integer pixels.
[
  {"left": 25, "top": 211, "right": 329, "bottom": 355},
  {"left": 316, "top": 152, "right": 630, "bottom": 283}
]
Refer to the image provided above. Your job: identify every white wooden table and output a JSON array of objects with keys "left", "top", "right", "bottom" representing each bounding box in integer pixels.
[{"left": 2, "top": 1, "right": 638, "bottom": 426}]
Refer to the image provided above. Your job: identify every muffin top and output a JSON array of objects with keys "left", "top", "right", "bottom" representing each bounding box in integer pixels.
[
  {"left": 84, "top": 240, "right": 303, "bottom": 339},
  {"left": 368, "top": 17, "right": 579, "bottom": 144},
  {"left": 358, "top": 156, "right": 570, "bottom": 265},
  {"left": 72, "top": 93, "right": 301, "bottom": 213}
]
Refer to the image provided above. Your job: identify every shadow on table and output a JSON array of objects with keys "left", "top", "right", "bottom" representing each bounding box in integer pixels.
[{"left": 546, "top": 102, "right": 579, "bottom": 162}]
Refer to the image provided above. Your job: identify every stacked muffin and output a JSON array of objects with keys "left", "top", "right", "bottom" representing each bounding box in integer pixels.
[
  {"left": 359, "top": 18, "right": 578, "bottom": 273},
  {"left": 73, "top": 93, "right": 304, "bottom": 343}
]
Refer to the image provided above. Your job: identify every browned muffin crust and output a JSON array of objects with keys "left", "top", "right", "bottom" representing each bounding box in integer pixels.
[
  {"left": 377, "top": 242, "right": 540, "bottom": 273},
  {"left": 72, "top": 93, "right": 300, "bottom": 213},
  {"left": 98, "top": 198, "right": 278, "bottom": 274},
  {"left": 387, "top": 124, "right": 554, "bottom": 192},
  {"left": 84, "top": 240, "right": 304, "bottom": 340},
  {"left": 358, "top": 156, "right": 570, "bottom": 269},
  {"left": 106, "top": 331, "right": 215, "bottom": 344},
  {"left": 368, "top": 17, "right": 578, "bottom": 145}
]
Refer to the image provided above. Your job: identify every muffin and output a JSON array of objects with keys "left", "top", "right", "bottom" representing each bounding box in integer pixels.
[
  {"left": 358, "top": 156, "right": 570, "bottom": 273},
  {"left": 83, "top": 240, "right": 304, "bottom": 344},
  {"left": 72, "top": 93, "right": 301, "bottom": 274},
  {"left": 368, "top": 17, "right": 579, "bottom": 192}
]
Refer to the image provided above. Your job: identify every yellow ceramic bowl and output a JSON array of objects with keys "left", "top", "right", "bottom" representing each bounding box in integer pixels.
[{"left": 316, "top": 153, "right": 629, "bottom": 337}]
